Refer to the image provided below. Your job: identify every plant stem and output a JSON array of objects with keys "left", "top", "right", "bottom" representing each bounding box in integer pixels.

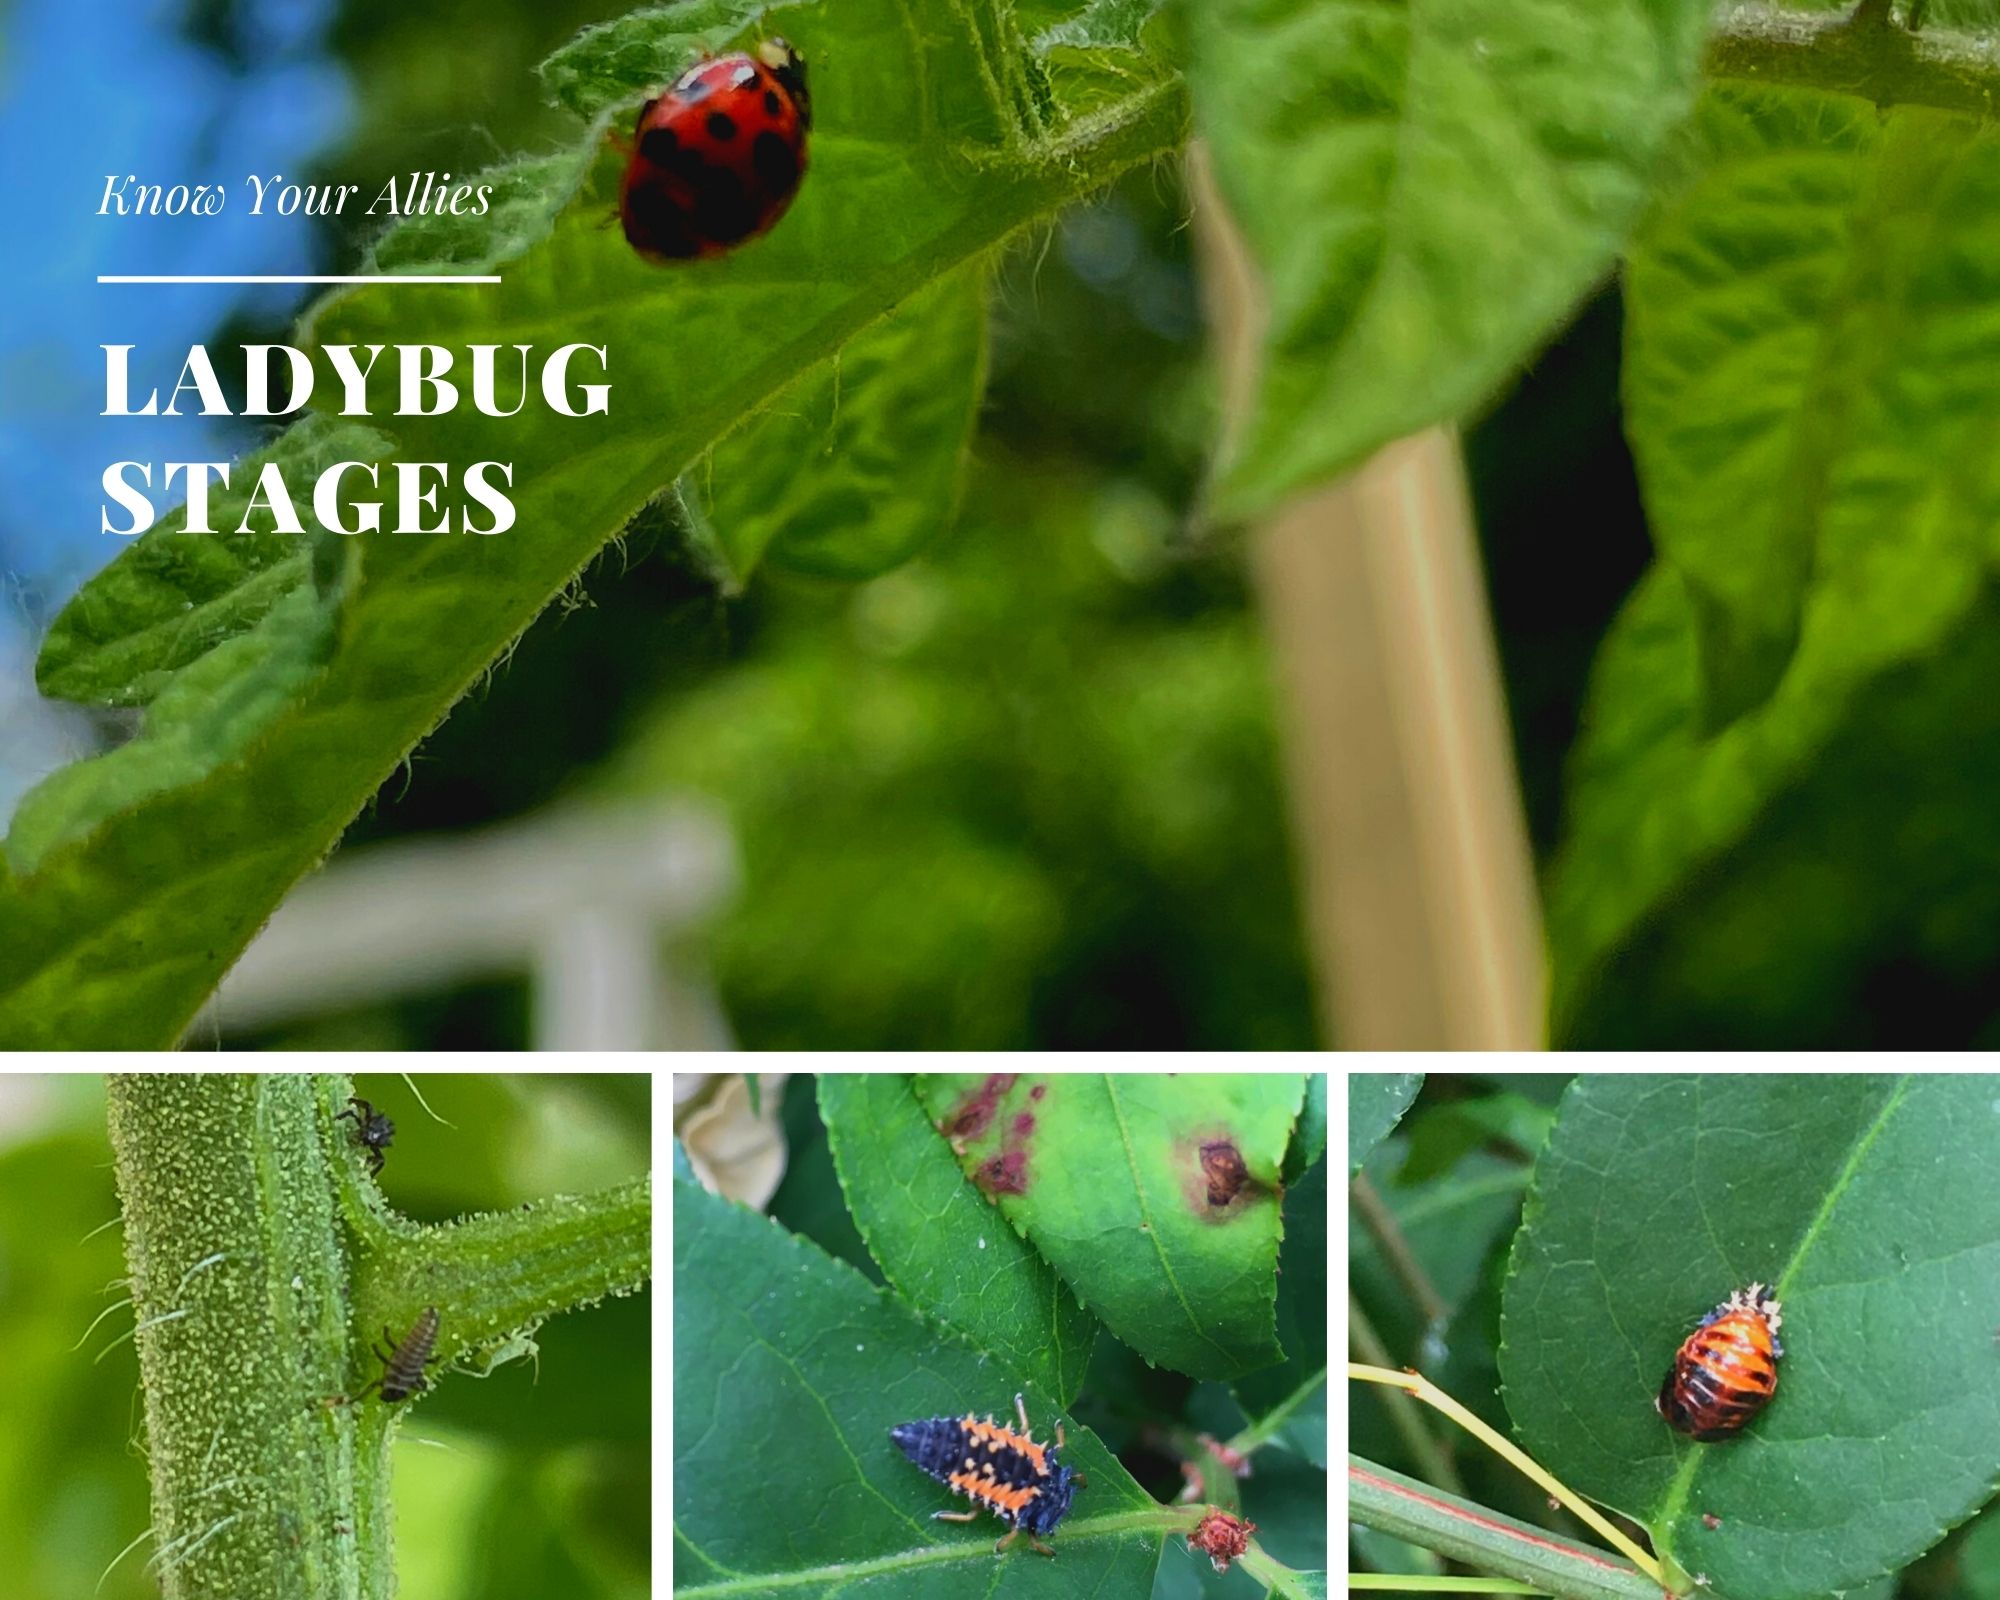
[
  {"left": 107, "top": 1074, "right": 359, "bottom": 1600},
  {"left": 1350, "top": 1456, "right": 1665, "bottom": 1600},
  {"left": 1350, "top": 1173, "right": 1451, "bottom": 1330},
  {"left": 1349, "top": 1293, "right": 1466, "bottom": 1498},
  {"left": 1706, "top": 2, "right": 2000, "bottom": 119}
]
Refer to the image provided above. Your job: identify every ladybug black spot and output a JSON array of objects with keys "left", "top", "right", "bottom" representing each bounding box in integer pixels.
[
  {"left": 689, "top": 164, "right": 759, "bottom": 243},
  {"left": 706, "top": 111, "right": 738, "bottom": 142},
  {"left": 621, "top": 182, "right": 699, "bottom": 258},
  {"left": 656, "top": 140, "right": 705, "bottom": 183},
  {"left": 763, "top": 89, "right": 783, "bottom": 116},
  {"left": 638, "top": 126, "right": 679, "bottom": 163},
  {"left": 752, "top": 130, "right": 800, "bottom": 194}
]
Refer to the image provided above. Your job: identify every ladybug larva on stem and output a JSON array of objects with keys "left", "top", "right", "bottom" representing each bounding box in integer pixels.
[{"left": 890, "top": 1392, "right": 1085, "bottom": 1556}]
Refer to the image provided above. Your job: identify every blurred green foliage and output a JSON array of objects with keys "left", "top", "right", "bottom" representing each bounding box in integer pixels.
[
  {"left": 0, "top": 1075, "right": 647, "bottom": 1600},
  {"left": 174, "top": 0, "right": 2000, "bottom": 1051}
]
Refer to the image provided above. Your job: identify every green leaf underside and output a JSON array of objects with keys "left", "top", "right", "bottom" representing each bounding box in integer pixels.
[
  {"left": 539, "top": 0, "right": 815, "bottom": 121},
  {"left": 818, "top": 1074, "right": 1097, "bottom": 1406},
  {"left": 690, "top": 263, "right": 990, "bottom": 584},
  {"left": 1550, "top": 87, "right": 2000, "bottom": 1038},
  {"left": 1348, "top": 1073, "right": 1422, "bottom": 1174},
  {"left": 913, "top": 1073, "right": 1298, "bottom": 1381},
  {"left": 34, "top": 416, "right": 388, "bottom": 707},
  {"left": 1, "top": 0, "right": 1189, "bottom": 1047},
  {"left": 1499, "top": 1075, "right": 2000, "bottom": 1600},
  {"left": 1191, "top": 0, "right": 1713, "bottom": 514},
  {"left": 673, "top": 1173, "right": 1159, "bottom": 1600}
]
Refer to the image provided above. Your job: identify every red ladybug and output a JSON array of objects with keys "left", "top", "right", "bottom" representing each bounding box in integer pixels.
[
  {"left": 1656, "top": 1283, "right": 1784, "bottom": 1441},
  {"left": 620, "top": 38, "right": 812, "bottom": 261}
]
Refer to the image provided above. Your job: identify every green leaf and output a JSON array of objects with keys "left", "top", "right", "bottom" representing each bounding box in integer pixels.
[
  {"left": 1033, "top": 0, "right": 1180, "bottom": 117},
  {"left": 1280, "top": 1071, "right": 1326, "bottom": 1183},
  {"left": 688, "top": 264, "right": 990, "bottom": 584},
  {"left": 8, "top": 577, "right": 345, "bottom": 876},
  {"left": 1553, "top": 581, "right": 2000, "bottom": 1046},
  {"left": 34, "top": 416, "right": 386, "bottom": 708},
  {"left": 1550, "top": 93, "right": 2000, "bottom": 1040},
  {"left": 1189, "top": 0, "right": 1712, "bottom": 513},
  {"left": 1498, "top": 1075, "right": 2000, "bottom": 1600},
  {"left": 0, "top": 0, "right": 1189, "bottom": 1048},
  {"left": 539, "top": 0, "right": 813, "bottom": 119},
  {"left": 1622, "top": 87, "right": 2000, "bottom": 724},
  {"left": 673, "top": 1172, "right": 1160, "bottom": 1597},
  {"left": 818, "top": 1073, "right": 1096, "bottom": 1404},
  {"left": 1395, "top": 1091, "right": 1551, "bottom": 1186},
  {"left": 913, "top": 1073, "right": 1299, "bottom": 1379},
  {"left": 1348, "top": 1073, "right": 1421, "bottom": 1174},
  {"left": 1230, "top": 1155, "right": 1327, "bottom": 1467},
  {"left": 1351, "top": 1138, "right": 1526, "bottom": 1365}
]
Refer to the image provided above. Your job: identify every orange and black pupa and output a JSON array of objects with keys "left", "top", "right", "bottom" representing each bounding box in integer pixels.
[
  {"left": 890, "top": 1392, "right": 1083, "bottom": 1555},
  {"left": 1657, "top": 1283, "right": 1784, "bottom": 1441}
]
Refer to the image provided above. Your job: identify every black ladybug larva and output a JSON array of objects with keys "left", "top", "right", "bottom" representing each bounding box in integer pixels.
[
  {"left": 890, "top": 1392, "right": 1084, "bottom": 1556},
  {"left": 361, "top": 1306, "right": 440, "bottom": 1404},
  {"left": 336, "top": 1096, "right": 395, "bottom": 1176}
]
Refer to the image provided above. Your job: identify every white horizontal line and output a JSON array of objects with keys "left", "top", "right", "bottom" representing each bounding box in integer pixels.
[{"left": 97, "top": 274, "right": 501, "bottom": 285}]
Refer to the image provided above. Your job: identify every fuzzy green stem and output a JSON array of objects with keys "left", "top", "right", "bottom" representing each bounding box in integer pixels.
[
  {"left": 108, "top": 1073, "right": 651, "bottom": 1600},
  {"left": 1706, "top": 2, "right": 2000, "bottom": 119},
  {"left": 108, "top": 1074, "right": 360, "bottom": 1600}
]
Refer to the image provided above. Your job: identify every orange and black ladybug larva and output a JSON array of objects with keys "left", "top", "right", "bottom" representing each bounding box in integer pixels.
[
  {"left": 358, "top": 1306, "right": 441, "bottom": 1404},
  {"left": 1657, "top": 1283, "right": 1783, "bottom": 1441},
  {"left": 890, "top": 1392, "right": 1084, "bottom": 1556},
  {"left": 336, "top": 1096, "right": 395, "bottom": 1176}
]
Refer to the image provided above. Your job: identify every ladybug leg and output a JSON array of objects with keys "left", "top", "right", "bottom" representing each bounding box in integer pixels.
[
  {"left": 1014, "top": 1393, "right": 1031, "bottom": 1434},
  {"left": 1029, "top": 1536, "right": 1057, "bottom": 1558},
  {"left": 1073, "top": 1472, "right": 1090, "bottom": 1488},
  {"left": 1055, "top": 1420, "right": 1066, "bottom": 1450},
  {"left": 932, "top": 1510, "right": 978, "bottom": 1523},
  {"left": 993, "top": 1528, "right": 1019, "bottom": 1555}
]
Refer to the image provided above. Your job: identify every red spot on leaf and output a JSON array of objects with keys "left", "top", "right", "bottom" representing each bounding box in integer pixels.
[
  {"left": 1029, "top": 1083, "right": 1046, "bottom": 1101},
  {"left": 1012, "top": 1111, "right": 1035, "bottom": 1138},
  {"left": 1200, "top": 1141, "right": 1248, "bottom": 1206},
  {"left": 941, "top": 1074, "right": 1018, "bottom": 1139},
  {"left": 977, "top": 1149, "right": 1029, "bottom": 1196},
  {"left": 1174, "top": 1128, "right": 1272, "bottom": 1221}
]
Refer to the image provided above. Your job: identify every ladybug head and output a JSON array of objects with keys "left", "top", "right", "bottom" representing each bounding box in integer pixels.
[
  {"left": 756, "top": 37, "right": 812, "bottom": 131},
  {"left": 1016, "top": 1461, "right": 1079, "bottom": 1537}
]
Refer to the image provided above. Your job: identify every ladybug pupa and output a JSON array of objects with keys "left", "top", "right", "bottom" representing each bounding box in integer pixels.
[{"left": 1657, "top": 1283, "right": 1783, "bottom": 1441}]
